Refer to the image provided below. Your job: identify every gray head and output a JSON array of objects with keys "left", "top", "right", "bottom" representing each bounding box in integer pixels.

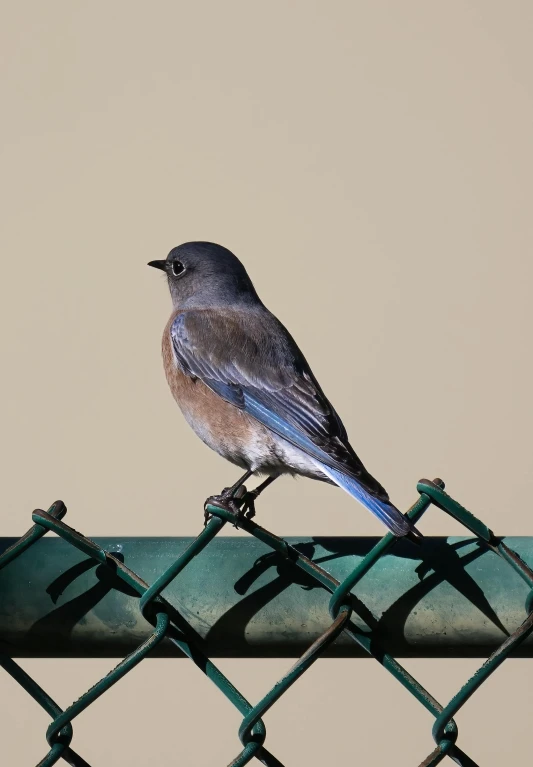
[{"left": 148, "top": 242, "right": 261, "bottom": 309}]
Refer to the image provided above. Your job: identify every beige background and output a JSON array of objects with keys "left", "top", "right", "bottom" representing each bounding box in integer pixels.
[{"left": 1, "top": 2, "right": 532, "bottom": 764}]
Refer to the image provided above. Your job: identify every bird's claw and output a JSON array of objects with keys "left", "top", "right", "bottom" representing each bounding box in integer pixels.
[
  {"left": 231, "top": 490, "right": 258, "bottom": 527},
  {"left": 203, "top": 486, "right": 258, "bottom": 528},
  {"left": 239, "top": 490, "right": 258, "bottom": 521},
  {"left": 203, "top": 494, "right": 241, "bottom": 524},
  {"left": 203, "top": 485, "right": 250, "bottom": 527}
]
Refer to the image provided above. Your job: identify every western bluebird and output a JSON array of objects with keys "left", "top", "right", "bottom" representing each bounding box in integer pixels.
[{"left": 149, "top": 242, "right": 421, "bottom": 542}]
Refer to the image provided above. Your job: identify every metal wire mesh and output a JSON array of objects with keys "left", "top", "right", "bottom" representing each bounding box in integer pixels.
[{"left": 1, "top": 477, "right": 532, "bottom": 766}]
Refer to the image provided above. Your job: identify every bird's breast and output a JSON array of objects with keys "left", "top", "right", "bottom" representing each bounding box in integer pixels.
[
  {"left": 160, "top": 311, "right": 326, "bottom": 481},
  {"left": 162, "top": 311, "right": 271, "bottom": 469}
]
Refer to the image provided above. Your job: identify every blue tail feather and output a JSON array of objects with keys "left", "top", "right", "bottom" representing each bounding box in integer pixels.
[
  {"left": 319, "top": 464, "right": 414, "bottom": 537},
  {"left": 244, "top": 391, "right": 420, "bottom": 538}
]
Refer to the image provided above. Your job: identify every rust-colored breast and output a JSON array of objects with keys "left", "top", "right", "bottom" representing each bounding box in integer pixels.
[
  {"left": 162, "top": 310, "right": 200, "bottom": 413},
  {"left": 161, "top": 309, "right": 262, "bottom": 469}
]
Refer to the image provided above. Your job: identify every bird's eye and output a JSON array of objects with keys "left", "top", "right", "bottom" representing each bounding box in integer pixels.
[{"left": 171, "top": 260, "right": 185, "bottom": 277}]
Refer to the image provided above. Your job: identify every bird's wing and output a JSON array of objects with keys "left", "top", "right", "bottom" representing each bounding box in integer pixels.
[{"left": 170, "top": 309, "right": 389, "bottom": 502}]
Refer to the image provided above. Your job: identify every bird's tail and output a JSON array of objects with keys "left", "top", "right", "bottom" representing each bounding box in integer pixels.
[{"left": 319, "top": 464, "right": 422, "bottom": 540}]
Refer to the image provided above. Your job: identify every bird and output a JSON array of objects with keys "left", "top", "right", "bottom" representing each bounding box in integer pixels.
[{"left": 148, "top": 242, "right": 422, "bottom": 542}]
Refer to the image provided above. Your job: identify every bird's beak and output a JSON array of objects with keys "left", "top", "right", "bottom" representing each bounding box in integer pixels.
[{"left": 147, "top": 260, "right": 167, "bottom": 271}]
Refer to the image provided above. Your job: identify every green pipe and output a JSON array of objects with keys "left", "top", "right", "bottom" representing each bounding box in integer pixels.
[{"left": 1, "top": 535, "right": 532, "bottom": 658}]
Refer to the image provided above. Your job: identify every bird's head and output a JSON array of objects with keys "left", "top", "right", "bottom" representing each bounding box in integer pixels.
[{"left": 148, "top": 241, "right": 260, "bottom": 309}]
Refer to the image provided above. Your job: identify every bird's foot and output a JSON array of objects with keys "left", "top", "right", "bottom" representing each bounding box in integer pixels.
[
  {"left": 203, "top": 485, "right": 248, "bottom": 527},
  {"left": 229, "top": 486, "right": 260, "bottom": 528},
  {"left": 238, "top": 489, "right": 259, "bottom": 521}
]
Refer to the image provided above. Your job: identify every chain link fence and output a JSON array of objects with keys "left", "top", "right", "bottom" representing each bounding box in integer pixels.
[{"left": 1, "top": 478, "right": 532, "bottom": 766}]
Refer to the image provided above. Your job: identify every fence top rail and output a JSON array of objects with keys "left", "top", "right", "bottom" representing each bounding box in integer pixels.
[{"left": 0, "top": 533, "right": 532, "bottom": 658}]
